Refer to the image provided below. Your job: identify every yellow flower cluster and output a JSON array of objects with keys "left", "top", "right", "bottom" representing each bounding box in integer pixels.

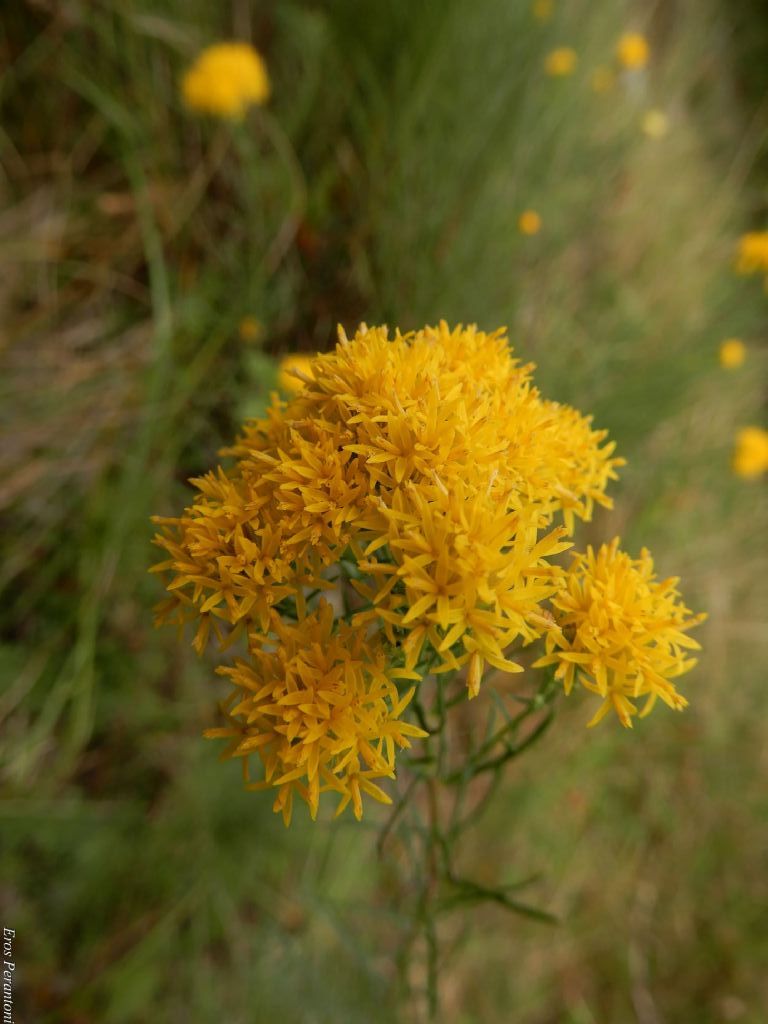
[
  {"left": 735, "top": 231, "right": 768, "bottom": 278},
  {"left": 547, "top": 31, "right": 649, "bottom": 91},
  {"left": 152, "top": 323, "right": 703, "bottom": 821},
  {"left": 732, "top": 427, "right": 768, "bottom": 479},
  {"left": 204, "top": 601, "right": 425, "bottom": 824},
  {"left": 536, "top": 541, "right": 705, "bottom": 727},
  {"left": 731, "top": 236, "right": 766, "bottom": 470},
  {"left": 181, "top": 42, "right": 270, "bottom": 119},
  {"left": 617, "top": 33, "right": 650, "bottom": 70},
  {"left": 518, "top": 210, "right": 542, "bottom": 236},
  {"left": 719, "top": 338, "right": 746, "bottom": 369}
]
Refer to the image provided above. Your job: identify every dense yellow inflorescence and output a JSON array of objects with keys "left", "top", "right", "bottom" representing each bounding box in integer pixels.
[
  {"left": 152, "top": 322, "right": 704, "bottom": 822},
  {"left": 205, "top": 601, "right": 425, "bottom": 825},
  {"left": 535, "top": 540, "right": 705, "bottom": 728}
]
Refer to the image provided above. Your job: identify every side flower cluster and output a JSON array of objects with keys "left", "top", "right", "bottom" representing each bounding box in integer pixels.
[
  {"left": 535, "top": 540, "right": 705, "bottom": 728},
  {"left": 205, "top": 601, "right": 424, "bottom": 825},
  {"left": 151, "top": 322, "right": 704, "bottom": 822}
]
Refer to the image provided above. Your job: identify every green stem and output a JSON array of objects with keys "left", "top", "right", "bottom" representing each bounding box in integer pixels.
[
  {"left": 443, "top": 675, "right": 559, "bottom": 785},
  {"left": 377, "top": 775, "right": 418, "bottom": 858},
  {"left": 469, "top": 707, "right": 556, "bottom": 779},
  {"left": 424, "top": 777, "right": 440, "bottom": 1021}
]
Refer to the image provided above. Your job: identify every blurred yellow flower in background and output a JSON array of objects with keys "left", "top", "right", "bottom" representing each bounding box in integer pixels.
[
  {"left": 278, "top": 353, "right": 314, "bottom": 392},
  {"left": 719, "top": 338, "right": 746, "bottom": 369},
  {"left": 735, "top": 231, "right": 768, "bottom": 275},
  {"left": 642, "top": 109, "right": 669, "bottom": 139},
  {"left": 545, "top": 48, "right": 577, "bottom": 77},
  {"left": 591, "top": 66, "right": 615, "bottom": 94},
  {"left": 532, "top": 0, "right": 553, "bottom": 21},
  {"left": 617, "top": 32, "right": 650, "bottom": 70},
  {"left": 518, "top": 209, "right": 542, "bottom": 235},
  {"left": 732, "top": 427, "right": 768, "bottom": 479},
  {"left": 238, "top": 316, "right": 263, "bottom": 343},
  {"left": 182, "top": 42, "right": 270, "bottom": 118}
]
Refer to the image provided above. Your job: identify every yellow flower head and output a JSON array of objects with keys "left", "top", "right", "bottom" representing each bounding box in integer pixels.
[
  {"left": 732, "top": 426, "right": 768, "bottom": 479},
  {"left": 719, "top": 338, "right": 746, "bottom": 369},
  {"left": 154, "top": 320, "right": 621, "bottom": 658},
  {"left": 278, "top": 353, "right": 314, "bottom": 393},
  {"left": 617, "top": 32, "right": 650, "bottom": 70},
  {"left": 182, "top": 42, "right": 270, "bottom": 119},
  {"left": 353, "top": 482, "right": 570, "bottom": 696},
  {"left": 735, "top": 231, "right": 768, "bottom": 276},
  {"left": 642, "top": 109, "right": 669, "bottom": 139},
  {"left": 535, "top": 540, "right": 705, "bottom": 728},
  {"left": 151, "top": 321, "right": 700, "bottom": 820},
  {"left": 518, "top": 209, "right": 542, "bottom": 236},
  {"left": 530, "top": 401, "right": 624, "bottom": 533},
  {"left": 206, "top": 601, "right": 426, "bottom": 824},
  {"left": 545, "top": 48, "right": 577, "bottom": 77},
  {"left": 150, "top": 464, "right": 301, "bottom": 653}
]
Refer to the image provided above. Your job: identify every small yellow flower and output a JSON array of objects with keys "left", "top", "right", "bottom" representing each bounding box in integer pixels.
[
  {"left": 518, "top": 209, "right": 542, "bottom": 235},
  {"left": 532, "top": 0, "right": 553, "bottom": 21},
  {"left": 735, "top": 231, "right": 768, "bottom": 275},
  {"left": 733, "top": 427, "right": 768, "bottom": 479},
  {"left": 591, "top": 66, "right": 615, "bottom": 94},
  {"left": 238, "top": 316, "right": 263, "bottom": 344},
  {"left": 182, "top": 42, "right": 270, "bottom": 119},
  {"left": 545, "top": 48, "right": 577, "bottom": 77},
  {"left": 278, "top": 353, "right": 314, "bottom": 393},
  {"left": 642, "top": 109, "right": 669, "bottom": 139},
  {"left": 719, "top": 338, "right": 746, "bottom": 369},
  {"left": 617, "top": 32, "right": 650, "bottom": 70}
]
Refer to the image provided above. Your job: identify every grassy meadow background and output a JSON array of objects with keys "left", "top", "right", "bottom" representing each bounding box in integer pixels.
[{"left": 2, "top": 0, "right": 767, "bottom": 1021}]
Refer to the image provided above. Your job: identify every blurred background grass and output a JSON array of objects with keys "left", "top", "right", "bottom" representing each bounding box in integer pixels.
[{"left": 1, "top": 0, "right": 767, "bottom": 1021}]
